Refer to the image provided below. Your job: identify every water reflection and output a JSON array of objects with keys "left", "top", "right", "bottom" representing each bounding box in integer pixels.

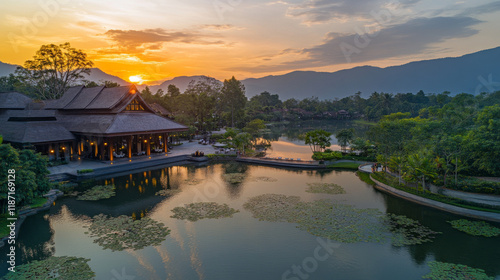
[{"left": 2, "top": 163, "right": 499, "bottom": 279}]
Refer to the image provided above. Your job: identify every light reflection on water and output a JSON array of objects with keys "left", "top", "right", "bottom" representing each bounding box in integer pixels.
[{"left": 2, "top": 163, "right": 500, "bottom": 280}]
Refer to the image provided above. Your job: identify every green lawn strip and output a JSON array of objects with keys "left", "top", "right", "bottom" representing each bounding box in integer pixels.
[
  {"left": 327, "top": 162, "right": 361, "bottom": 170},
  {"left": 357, "top": 171, "right": 376, "bottom": 186},
  {"left": 371, "top": 172, "right": 500, "bottom": 214},
  {"left": 29, "top": 197, "right": 48, "bottom": 208}
]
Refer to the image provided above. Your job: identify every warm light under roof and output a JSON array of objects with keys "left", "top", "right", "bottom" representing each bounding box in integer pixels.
[{"left": 129, "top": 75, "right": 144, "bottom": 84}]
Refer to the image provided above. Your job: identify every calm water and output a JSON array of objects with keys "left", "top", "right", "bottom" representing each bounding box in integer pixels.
[{"left": 2, "top": 162, "right": 500, "bottom": 280}]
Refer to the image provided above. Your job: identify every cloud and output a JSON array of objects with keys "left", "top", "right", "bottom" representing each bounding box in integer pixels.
[
  {"left": 286, "top": 0, "right": 420, "bottom": 24},
  {"left": 201, "top": 24, "right": 243, "bottom": 30},
  {"left": 231, "top": 16, "right": 481, "bottom": 73},
  {"left": 102, "top": 28, "right": 225, "bottom": 51},
  {"left": 459, "top": 1, "right": 500, "bottom": 16}
]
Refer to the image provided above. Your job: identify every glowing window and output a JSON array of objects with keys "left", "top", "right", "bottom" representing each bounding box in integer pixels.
[{"left": 126, "top": 99, "right": 144, "bottom": 111}]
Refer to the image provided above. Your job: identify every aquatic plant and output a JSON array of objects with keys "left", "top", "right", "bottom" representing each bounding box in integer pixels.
[
  {"left": 184, "top": 178, "right": 204, "bottom": 185},
  {"left": 77, "top": 185, "right": 115, "bottom": 201},
  {"left": 2, "top": 256, "right": 94, "bottom": 280},
  {"left": 171, "top": 202, "right": 239, "bottom": 221},
  {"left": 306, "top": 182, "right": 346, "bottom": 194},
  {"left": 448, "top": 219, "right": 500, "bottom": 237},
  {"left": 423, "top": 261, "right": 494, "bottom": 280},
  {"left": 221, "top": 173, "right": 277, "bottom": 184},
  {"left": 244, "top": 194, "right": 440, "bottom": 246},
  {"left": 222, "top": 173, "right": 247, "bottom": 184},
  {"left": 155, "top": 189, "right": 181, "bottom": 196},
  {"left": 84, "top": 214, "right": 170, "bottom": 251}
]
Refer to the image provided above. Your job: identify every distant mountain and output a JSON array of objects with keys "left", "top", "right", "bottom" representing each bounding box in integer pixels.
[
  {"left": 2, "top": 46, "right": 499, "bottom": 99},
  {"left": 139, "top": 75, "right": 222, "bottom": 94},
  {"left": 242, "top": 46, "right": 500, "bottom": 99},
  {"left": 0, "top": 61, "right": 18, "bottom": 77},
  {"left": 86, "top": 68, "right": 130, "bottom": 85}
]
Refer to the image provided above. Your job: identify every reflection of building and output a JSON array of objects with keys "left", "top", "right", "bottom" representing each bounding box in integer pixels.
[{"left": 0, "top": 85, "right": 187, "bottom": 161}]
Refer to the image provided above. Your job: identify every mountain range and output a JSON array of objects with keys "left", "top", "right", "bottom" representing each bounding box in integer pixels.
[{"left": 1, "top": 46, "right": 499, "bottom": 99}]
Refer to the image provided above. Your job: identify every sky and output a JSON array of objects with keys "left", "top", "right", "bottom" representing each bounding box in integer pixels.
[{"left": 1, "top": 0, "right": 500, "bottom": 84}]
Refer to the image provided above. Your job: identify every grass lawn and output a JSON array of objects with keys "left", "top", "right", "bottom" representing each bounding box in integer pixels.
[
  {"left": 357, "top": 171, "right": 376, "bottom": 185},
  {"left": 328, "top": 162, "right": 361, "bottom": 170},
  {"left": 30, "top": 197, "right": 48, "bottom": 208}
]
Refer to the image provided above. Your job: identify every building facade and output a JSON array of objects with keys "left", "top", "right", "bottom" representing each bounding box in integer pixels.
[{"left": 0, "top": 85, "right": 187, "bottom": 161}]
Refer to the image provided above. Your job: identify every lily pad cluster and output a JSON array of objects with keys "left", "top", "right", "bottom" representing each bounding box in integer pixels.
[
  {"left": 243, "top": 194, "right": 440, "bottom": 246},
  {"left": 84, "top": 214, "right": 170, "bottom": 251},
  {"left": 383, "top": 214, "right": 440, "bottom": 246},
  {"left": 306, "top": 183, "right": 346, "bottom": 195},
  {"left": 171, "top": 202, "right": 239, "bottom": 221},
  {"left": 222, "top": 173, "right": 247, "bottom": 184},
  {"left": 222, "top": 173, "right": 277, "bottom": 184},
  {"left": 423, "top": 261, "right": 494, "bottom": 280},
  {"left": 155, "top": 189, "right": 181, "bottom": 197},
  {"left": 2, "top": 256, "right": 95, "bottom": 280},
  {"left": 77, "top": 185, "right": 115, "bottom": 201},
  {"left": 184, "top": 178, "right": 204, "bottom": 185},
  {"left": 448, "top": 219, "right": 500, "bottom": 237}
]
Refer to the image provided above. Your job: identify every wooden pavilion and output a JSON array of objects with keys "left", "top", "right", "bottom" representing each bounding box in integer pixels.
[{"left": 0, "top": 85, "right": 187, "bottom": 161}]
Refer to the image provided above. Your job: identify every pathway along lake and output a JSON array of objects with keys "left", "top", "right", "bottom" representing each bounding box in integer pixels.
[{"left": 2, "top": 162, "right": 499, "bottom": 279}]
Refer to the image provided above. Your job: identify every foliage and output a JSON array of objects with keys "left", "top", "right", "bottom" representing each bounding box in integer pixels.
[
  {"left": 206, "top": 154, "right": 237, "bottom": 159},
  {"left": 423, "top": 261, "right": 494, "bottom": 280},
  {"left": 77, "top": 185, "right": 116, "bottom": 201},
  {"left": 84, "top": 214, "right": 170, "bottom": 251},
  {"left": 171, "top": 202, "right": 239, "bottom": 221},
  {"left": 2, "top": 256, "right": 95, "bottom": 280},
  {"left": 306, "top": 183, "right": 346, "bottom": 194},
  {"left": 304, "top": 129, "right": 332, "bottom": 153},
  {"left": 221, "top": 76, "right": 247, "bottom": 127},
  {"left": 448, "top": 219, "right": 500, "bottom": 237},
  {"left": 446, "top": 177, "right": 500, "bottom": 195},
  {"left": 244, "top": 194, "right": 440, "bottom": 245},
  {"left": 371, "top": 172, "right": 500, "bottom": 213},
  {"left": 312, "top": 151, "right": 342, "bottom": 161},
  {"left": 14, "top": 42, "right": 93, "bottom": 100},
  {"left": 0, "top": 144, "right": 50, "bottom": 208},
  {"left": 335, "top": 128, "right": 355, "bottom": 152}
]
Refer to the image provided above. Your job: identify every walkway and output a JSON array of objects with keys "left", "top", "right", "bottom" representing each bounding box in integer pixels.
[
  {"left": 370, "top": 175, "right": 500, "bottom": 223},
  {"left": 48, "top": 140, "right": 217, "bottom": 177}
]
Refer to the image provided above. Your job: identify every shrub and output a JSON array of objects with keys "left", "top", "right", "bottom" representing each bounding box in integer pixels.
[
  {"left": 312, "top": 151, "right": 342, "bottom": 161},
  {"left": 446, "top": 178, "right": 500, "bottom": 195},
  {"left": 77, "top": 169, "right": 94, "bottom": 174}
]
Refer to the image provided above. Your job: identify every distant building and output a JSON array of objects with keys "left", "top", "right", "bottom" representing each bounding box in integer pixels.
[{"left": 0, "top": 85, "right": 187, "bottom": 161}]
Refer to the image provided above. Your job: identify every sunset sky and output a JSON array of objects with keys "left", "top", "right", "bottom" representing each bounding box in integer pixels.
[{"left": 1, "top": 0, "right": 500, "bottom": 83}]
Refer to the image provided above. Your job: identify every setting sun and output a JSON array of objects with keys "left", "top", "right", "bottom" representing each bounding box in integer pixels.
[{"left": 129, "top": 75, "right": 144, "bottom": 84}]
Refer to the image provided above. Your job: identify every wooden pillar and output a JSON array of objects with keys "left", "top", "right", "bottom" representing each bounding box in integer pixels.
[
  {"left": 99, "top": 140, "right": 104, "bottom": 160},
  {"left": 49, "top": 144, "right": 55, "bottom": 161},
  {"left": 55, "top": 143, "right": 60, "bottom": 161},
  {"left": 63, "top": 143, "right": 70, "bottom": 162},
  {"left": 146, "top": 136, "right": 151, "bottom": 156},
  {"left": 163, "top": 133, "right": 168, "bottom": 154},
  {"left": 109, "top": 138, "right": 114, "bottom": 162},
  {"left": 128, "top": 136, "right": 133, "bottom": 158}
]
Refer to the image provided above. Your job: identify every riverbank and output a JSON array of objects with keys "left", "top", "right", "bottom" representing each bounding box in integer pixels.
[{"left": 369, "top": 174, "right": 500, "bottom": 223}]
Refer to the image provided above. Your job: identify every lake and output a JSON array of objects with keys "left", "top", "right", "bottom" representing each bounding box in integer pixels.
[{"left": 2, "top": 162, "right": 500, "bottom": 279}]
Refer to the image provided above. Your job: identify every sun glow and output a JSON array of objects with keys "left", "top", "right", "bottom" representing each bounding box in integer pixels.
[{"left": 129, "top": 75, "right": 144, "bottom": 84}]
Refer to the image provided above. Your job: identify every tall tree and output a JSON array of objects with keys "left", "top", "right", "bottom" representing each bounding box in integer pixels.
[
  {"left": 15, "top": 42, "right": 93, "bottom": 100},
  {"left": 304, "top": 129, "right": 331, "bottom": 153},
  {"left": 335, "top": 128, "right": 355, "bottom": 153},
  {"left": 221, "top": 76, "right": 246, "bottom": 127}
]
